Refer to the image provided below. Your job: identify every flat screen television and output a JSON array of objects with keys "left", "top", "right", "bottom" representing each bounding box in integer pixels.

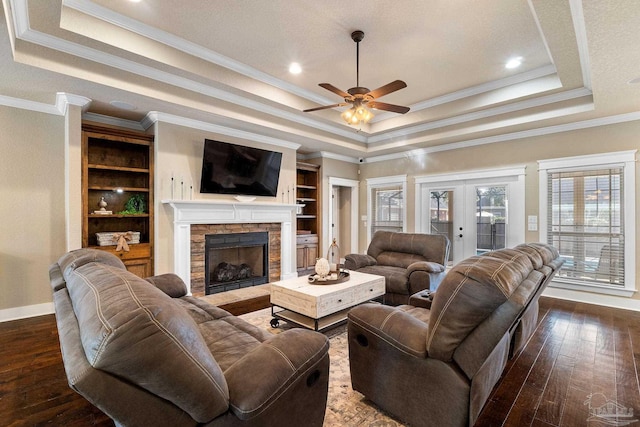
[{"left": 200, "top": 139, "right": 283, "bottom": 197}]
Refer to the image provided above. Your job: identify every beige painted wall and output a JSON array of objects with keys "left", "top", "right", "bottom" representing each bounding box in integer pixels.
[
  {"left": 153, "top": 120, "right": 298, "bottom": 275},
  {"left": 357, "top": 120, "right": 640, "bottom": 301},
  {"left": 0, "top": 106, "right": 66, "bottom": 311}
]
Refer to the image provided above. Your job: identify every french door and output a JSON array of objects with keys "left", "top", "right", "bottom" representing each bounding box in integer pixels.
[{"left": 415, "top": 168, "right": 526, "bottom": 266}]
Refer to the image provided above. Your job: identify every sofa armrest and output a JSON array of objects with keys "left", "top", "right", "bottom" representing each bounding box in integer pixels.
[
  {"left": 224, "top": 329, "right": 330, "bottom": 421},
  {"left": 348, "top": 304, "right": 428, "bottom": 358},
  {"left": 144, "top": 273, "right": 188, "bottom": 297},
  {"left": 409, "top": 290, "right": 435, "bottom": 309},
  {"left": 407, "top": 261, "right": 445, "bottom": 275},
  {"left": 345, "top": 253, "right": 377, "bottom": 270},
  {"left": 407, "top": 261, "right": 447, "bottom": 295}
]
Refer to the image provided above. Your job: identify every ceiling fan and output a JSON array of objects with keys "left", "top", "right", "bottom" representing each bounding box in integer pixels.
[{"left": 303, "top": 30, "right": 410, "bottom": 125}]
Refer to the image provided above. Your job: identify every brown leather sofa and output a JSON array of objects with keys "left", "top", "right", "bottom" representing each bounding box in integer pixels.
[
  {"left": 347, "top": 243, "right": 563, "bottom": 427},
  {"left": 50, "top": 248, "right": 330, "bottom": 427},
  {"left": 344, "top": 231, "right": 450, "bottom": 305}
]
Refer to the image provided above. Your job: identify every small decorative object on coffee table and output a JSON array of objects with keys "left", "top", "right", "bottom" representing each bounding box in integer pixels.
[
  {"left": 314, "top": 257, "right": 330, "bottom": 279},
  {"left": 327, "top": 238, "right": 341, "bottom": 275}
]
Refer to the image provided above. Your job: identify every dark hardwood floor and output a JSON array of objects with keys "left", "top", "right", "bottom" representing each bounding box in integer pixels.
[{"left": 1, "top": 296, "right": 639, "bottom": 426}]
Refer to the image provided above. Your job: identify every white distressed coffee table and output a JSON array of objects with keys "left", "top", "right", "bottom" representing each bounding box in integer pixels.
[{"left": 270, "top": 271, "right": 385, "bottom": 331}]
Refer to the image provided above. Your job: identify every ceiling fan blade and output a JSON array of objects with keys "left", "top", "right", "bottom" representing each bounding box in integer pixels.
[
  {"left": 368, "top": 101, "right": 410, "bottom": 114},
  {"left": 319, "top": 83, "right": 351, "bottom": 99},
  {"left": 366, "top": 80, "right": 407, "bottom": 99},
  {"left": 303, "top": 103, "right": 349, "bottom": 113}
]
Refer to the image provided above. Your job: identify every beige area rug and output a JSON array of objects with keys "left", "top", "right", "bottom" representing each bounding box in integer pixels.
[{"left": 239, "top": 308, "right": 408, "bottom": 427}]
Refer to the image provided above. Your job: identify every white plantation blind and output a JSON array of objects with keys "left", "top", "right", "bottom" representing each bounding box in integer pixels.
[
  {"left": 547, "top": 167, "right": 624, "bottom": 287},
  {"left": 371, "top": 185, "right": 404, "bottom": 234}
]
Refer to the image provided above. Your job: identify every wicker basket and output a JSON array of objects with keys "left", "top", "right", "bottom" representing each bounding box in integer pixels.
[{"left": 96, "top": 231, "right": 140, "bottom": 246}]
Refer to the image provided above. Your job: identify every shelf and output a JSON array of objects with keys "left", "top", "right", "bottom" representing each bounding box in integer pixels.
[
  {"left": 88, "top": 164, "right": 149, "bottom": 173},
  {"left": 297, "top": 184, "right": 317, "bottom": 190},
  {"left": 297, "top": 198, "right": 317, "bottom": 202},
  {"left": 297, "top": 215, "right": 317, "bottom": 219},
  {"left": 82, "top": 124, "right": 154, "bottom": 277},
  {"left": 88, "top": 214, "right": 150, "bottom": 218},
  {"left": 88, "top": 186, "right": 150, "bottom": 192}
]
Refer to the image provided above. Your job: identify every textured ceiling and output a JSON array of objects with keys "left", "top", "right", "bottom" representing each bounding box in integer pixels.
[{"left": 1, "top": 0, "right": 640, "bottom": 160}]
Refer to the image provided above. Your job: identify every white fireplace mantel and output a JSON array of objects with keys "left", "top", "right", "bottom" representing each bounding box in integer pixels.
[{"left": 162, "top": 199, "right": 299, "bottom": 294}]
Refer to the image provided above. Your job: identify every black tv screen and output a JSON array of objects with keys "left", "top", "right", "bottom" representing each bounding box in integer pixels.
[{"left": 200, "top": 139, "right": 283, "bottom": 197}]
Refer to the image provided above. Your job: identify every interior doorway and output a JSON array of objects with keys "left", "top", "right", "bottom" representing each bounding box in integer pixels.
[{"left": 328, "top": 177, "right": 359, "bottom": 261}]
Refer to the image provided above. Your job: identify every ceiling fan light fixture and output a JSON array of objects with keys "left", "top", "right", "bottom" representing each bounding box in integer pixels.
[
  {"left": 341, "top": 105, "right": 374, "bottom": 125},
  {"left": 303, "top": 30, "right": 409, "bottom": 121}
]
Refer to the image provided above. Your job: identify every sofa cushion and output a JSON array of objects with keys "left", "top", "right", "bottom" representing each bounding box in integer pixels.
[
  {"left": 175, "top": 296, "right": 272, "bottom": 371},
  {"left": 63, "top": 259, "right": 229, "bottom": 423},
  {"left": 427, "top": 252, "right": 534, "bottom": 361},
  {"left": 367, "top": 231, "right": 449, "bottom": 268}
]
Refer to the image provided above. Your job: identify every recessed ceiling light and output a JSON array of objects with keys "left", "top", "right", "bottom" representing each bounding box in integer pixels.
[
  {"left": 505, "top": 57, "right": 523, "bottom": 69},
  {"left": 110, "top": 100, "right": 137, "bottom": 111},
  {"left": 289, "top": 62, "right": 302, "bottom": 75}
]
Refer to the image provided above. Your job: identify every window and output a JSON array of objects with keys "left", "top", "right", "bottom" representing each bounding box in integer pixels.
[
  {"left": 538, "top": 151, "right": 636, "bottom": 296},
  {"left": 367, "top": 175, "right": 407, "bottom": 241}
]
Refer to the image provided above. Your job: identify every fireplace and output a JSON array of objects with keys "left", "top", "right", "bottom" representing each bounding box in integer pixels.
[
  {"left": 205, "top": 232, "right": 268, "bottom": 294},
  {"left": 163, "top": 200, "right": 299, "bottom": 296}
]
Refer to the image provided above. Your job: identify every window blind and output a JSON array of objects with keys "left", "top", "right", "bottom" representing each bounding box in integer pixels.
[
  {"left": 547, "top": 167, "right": 624, "bottom": 287},
  {"left": 371, "top": 185, "right": 404, "bottom": 234}
]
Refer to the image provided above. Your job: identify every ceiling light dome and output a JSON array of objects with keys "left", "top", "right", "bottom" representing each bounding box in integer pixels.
[{"left": 505, "top": 57, "right": 523, "bottom": 69}]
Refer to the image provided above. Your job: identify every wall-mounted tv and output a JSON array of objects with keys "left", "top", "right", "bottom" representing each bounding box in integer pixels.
[{"left": 200, "top": 139, "right": 283, "bottom": 197}]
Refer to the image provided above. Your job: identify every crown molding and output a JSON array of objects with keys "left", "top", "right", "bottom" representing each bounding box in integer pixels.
[
  {"left": 365, "top": 110, "right": 640, "bottom": 163},
  {"left": 82, "top": 112, "right": 146, "bottom": 131},
  {"left": 26, "top": 0, "right": 588, "bottom": 147},
  {"left": 144, "top": 111, "right": 301, "bottom": 151},
  {"left": 13, "top": 2, "right": 364, "bottom": 143},
  {"left": 372, "top": 64, "right": 558, "bottom": 122},
  {"left": 299, "top": 151, "right": 361, "bottom": 164},
  {"left": 569, "top": 0, "right": 592, "bottom": 90},
  {"left": 62, "top": 0, "right": 334, "bottom": 107},
  {"left": 55, "top": 92, "right": 91, "bottom": 115},
  {"left": 0, "top": 94, "right": 61, "bottom": 115},
  {"left": 367, "top": 87, "right": 593, "bottom": 144}
]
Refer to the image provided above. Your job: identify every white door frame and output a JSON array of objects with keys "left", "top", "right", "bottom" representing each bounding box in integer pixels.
[
  {"left": 415, "top": 166, "right": 526, "bottom": 264},
  {"left": 328, "top": 177, "right": 359, "bottom": 258}
]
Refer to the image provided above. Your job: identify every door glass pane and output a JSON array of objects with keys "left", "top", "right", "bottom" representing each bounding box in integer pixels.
[
  {"left": 476, "top": 186, "right": 507, "bottom": 254},
  {"left": 430, "top": 190, "right": 454, "bottom": 262}
]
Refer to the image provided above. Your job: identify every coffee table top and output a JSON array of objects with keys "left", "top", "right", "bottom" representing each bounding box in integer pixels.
[{"left": 270, "top": 270, "right": 384, "bottom": 297}]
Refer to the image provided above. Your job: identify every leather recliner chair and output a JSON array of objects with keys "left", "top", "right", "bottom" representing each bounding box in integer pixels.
[
  {"left": 345, "top": 231, "right": 450, "bottom": 305},
  {"left": 50, "top": 248, "right": 330, "bottom": 427},
  {"left": 347, "top": 243, "right": 563, "bottom": 427}
]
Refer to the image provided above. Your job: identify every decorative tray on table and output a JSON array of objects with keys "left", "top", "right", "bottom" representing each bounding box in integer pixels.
[{"left": 308, "top": 270, "right": 350, "bottom": 285}]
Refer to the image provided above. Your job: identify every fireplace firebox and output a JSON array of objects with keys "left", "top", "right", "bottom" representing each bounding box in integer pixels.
[{"left": 204, "top": 232, "right": 269, "bottom": 294}]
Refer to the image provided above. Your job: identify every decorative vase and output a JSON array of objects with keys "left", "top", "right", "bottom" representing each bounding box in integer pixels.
[
  {"left": 327, "top": 238, "right": 341, "bottom": 274},
  {"left": 98, "top": 197, "right": 108, "bottom": 211}
]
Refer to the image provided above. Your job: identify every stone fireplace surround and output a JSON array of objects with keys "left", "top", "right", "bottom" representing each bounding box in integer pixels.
[{"left": 163, "top": 200, "right": 299, "bottom": 295}]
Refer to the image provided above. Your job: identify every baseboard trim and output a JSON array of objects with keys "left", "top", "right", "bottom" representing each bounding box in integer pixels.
[
  {"left": 543, "top": 287, "right": 640, "bottom": 312},
  {"left": 0, "top": 302, "right": 55, "bottom": 323}
]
